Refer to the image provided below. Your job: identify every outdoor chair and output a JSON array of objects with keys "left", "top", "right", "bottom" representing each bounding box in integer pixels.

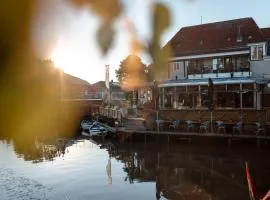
[
  {"left": 199, "top": 121, "right": 209, "bottom": 133},
  {"left": 156, "top": 120, "right": 164, "bottom": 131},
  {"left": 255, "top": 122, "right": 266, "bottom": 135},
  {"left": 216, "top": 121, "right": 226, "bottom": 134},
  {"left": 169, "top": 120, "right": 180, "bottom": 131},
  {"left": 232, "top": 121, "right": 243, "bottom": 134},
  {"left": 186, "top": 120, "right": 195, "bottom": 132}
]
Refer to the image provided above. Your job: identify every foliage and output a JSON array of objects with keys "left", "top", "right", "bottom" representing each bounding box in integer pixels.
[
  {"left": 0, "top": 0, "right": 173, "bottom": 136},
  {"left": 68, "top": 0, "right": 172, "bottom": 81},
  {"left": 115, "top": 55, "right": 152, "bottom": 90}
]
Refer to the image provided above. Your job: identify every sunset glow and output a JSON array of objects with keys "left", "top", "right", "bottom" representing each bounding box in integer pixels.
[{"left": 51, "top": 39, "right": 91, "bottom": 72}]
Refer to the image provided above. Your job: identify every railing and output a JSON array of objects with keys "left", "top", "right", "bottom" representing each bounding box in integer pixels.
[
  {"left": 188, "top": 71, "right": 252, "bottom": 79},
  {"left": 187, "top": 64, "right": 250, "bottom": 76},
  {"left": 63, "top": 92, "right": 103, "bottom": 100},
  {"left": 154, "top": 109, "right": 266, "bottom": 124},
  {"left": 99, "top": 107, "right": 127, "bottom": 123}
]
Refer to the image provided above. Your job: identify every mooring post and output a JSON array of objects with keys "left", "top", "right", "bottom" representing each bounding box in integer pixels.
[
  {"left": 211, "top": 111, "right": 213, "bottom": 133},
  {"left": 144, "top": 133, "right": 147, "bottom": 147},
  {"left": 228, "top": 138, "right": 232, "bottom": 148},
  {"left": 257, "top": 138, "right": 261, "bottom": 149}
]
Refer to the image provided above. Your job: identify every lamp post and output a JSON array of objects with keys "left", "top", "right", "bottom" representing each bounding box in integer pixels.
[
  {"left": 153, "top": 80, "right": 160, "bottom": 131},
  {"left": 208, "top": 78, "right": 214, "bottom": 133}
]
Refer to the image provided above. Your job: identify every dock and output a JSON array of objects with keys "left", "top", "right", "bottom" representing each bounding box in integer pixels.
[{"left": 115, "top": 118, "right": 270, "bottom": 148}]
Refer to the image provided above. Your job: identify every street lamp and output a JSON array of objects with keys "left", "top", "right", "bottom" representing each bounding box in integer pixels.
[
  {"left": 208, "top": 78, "right": 214, "bottom": 132},
  {"left": 153, "top": 80, "right": 159, "bottom": 111},
  {"left": 153, "top": 80, "right": 160, "bottom": 131}
]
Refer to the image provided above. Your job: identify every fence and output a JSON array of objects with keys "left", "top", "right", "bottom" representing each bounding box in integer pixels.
[{"left": 99, "top": 107, "right": 127, "bottom": 124}]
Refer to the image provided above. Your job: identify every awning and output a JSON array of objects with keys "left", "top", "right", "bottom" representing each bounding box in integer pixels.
[{"left": 158, "top": 79, "right": 256, "bottom": 88}]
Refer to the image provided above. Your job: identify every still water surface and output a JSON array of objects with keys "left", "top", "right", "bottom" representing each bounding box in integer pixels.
[{"left": 0, "top": 136, "right": 270, "bottom": 200}]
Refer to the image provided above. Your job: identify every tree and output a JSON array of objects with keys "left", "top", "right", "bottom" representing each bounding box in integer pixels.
[{"left": 115, "top": 55, "right": 151, "bottom": 90}]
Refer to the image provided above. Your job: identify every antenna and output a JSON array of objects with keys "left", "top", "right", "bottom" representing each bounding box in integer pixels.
[{"left": 201, "top": 16, "right": 203, "bottom": 24}]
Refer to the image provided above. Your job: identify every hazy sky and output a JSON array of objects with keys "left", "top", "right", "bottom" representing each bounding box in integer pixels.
[{"left": 34, "top": 0, "right": 270, "bottom": 83}]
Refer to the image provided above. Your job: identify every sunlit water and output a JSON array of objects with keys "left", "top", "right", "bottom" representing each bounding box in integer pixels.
[{"left": 0, "top": 136, "right": 270, "bottom": 200}]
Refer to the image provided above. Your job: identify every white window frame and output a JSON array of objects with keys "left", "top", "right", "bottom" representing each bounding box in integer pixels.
[{"left": 248, "top": 42, "right": 266, "bottom": 61}]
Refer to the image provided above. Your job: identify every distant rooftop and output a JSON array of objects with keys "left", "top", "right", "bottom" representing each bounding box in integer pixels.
[
  {"left": 261, "top": 28, "right": 270, "bottom": 40},
  {"left": 64, "top": 73, "right": 90, "bottom": 85}
]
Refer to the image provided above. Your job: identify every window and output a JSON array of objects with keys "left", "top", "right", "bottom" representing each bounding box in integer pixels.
[
  {"left": 212, "top": 58, "right": 224, "bottom": 72},
  {"left": 251, "top": 44, "right": 264, "bottom": 60},
  {"left": 213, "top": 59, "right": 218, "bottom": 70}
]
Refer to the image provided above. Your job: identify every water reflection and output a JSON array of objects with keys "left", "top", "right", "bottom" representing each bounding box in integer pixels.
[
  {"left": 8, "top": 136, "right": 73, "bottom": 163},
  {"left": 1, "top": 135, "right": 270, "bottom": 200},
  {"left": 100, "top": 139, "right": 270, "bottom": 200}
]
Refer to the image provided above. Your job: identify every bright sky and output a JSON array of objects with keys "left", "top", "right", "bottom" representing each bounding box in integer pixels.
[{"left": 33, "top": 0, "right": 270, "bottom": 83}]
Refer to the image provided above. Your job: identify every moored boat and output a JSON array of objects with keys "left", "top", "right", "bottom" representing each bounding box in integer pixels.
[{"left": 81, "top": 121, "right": 116, "bottom": 138}]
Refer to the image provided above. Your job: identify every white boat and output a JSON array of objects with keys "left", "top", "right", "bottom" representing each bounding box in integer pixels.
[
  {"left": 81, "top": 121, "right": 116, "bottom": 137},
  {"left": 80, "top": 120, "right": 93, "bottom": 131}
]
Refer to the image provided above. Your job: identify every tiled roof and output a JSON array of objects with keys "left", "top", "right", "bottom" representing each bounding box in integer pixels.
[
  {"left": 166, "top": 18, "right": 265, "bottom": 57},
  {"left": 261, "top": 28, "right": 270, "bottom": 39},
  {"left": 90, "top": 81, "right": 123, "bottom": 92},
  {"left": 64, "top": 73, "right": 90, "bottom": 85}
]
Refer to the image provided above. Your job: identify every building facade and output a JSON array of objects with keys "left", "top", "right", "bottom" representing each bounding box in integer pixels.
[
  {"left": 148, "top": 18, "right": 270, "bottom": 122},
  {"left": 158, "top": 18, "right": 269, "bottom": 110}
]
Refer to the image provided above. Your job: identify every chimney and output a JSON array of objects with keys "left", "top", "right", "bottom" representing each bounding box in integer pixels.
[{"left": 236, "top": 25, "right": 243, "bottom": 43}]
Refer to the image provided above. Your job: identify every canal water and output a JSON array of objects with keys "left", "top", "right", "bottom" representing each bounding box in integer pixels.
[{"left": 0, "top": 135, "right": 270, "bottom": 200}]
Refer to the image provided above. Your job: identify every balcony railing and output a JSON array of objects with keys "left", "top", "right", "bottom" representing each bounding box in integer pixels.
[
  {"left": 187, "top": 64, "right": 250, "bottom": 79},
  {"left": 63, "top": 92, "right": 103, "bottom": 100}
]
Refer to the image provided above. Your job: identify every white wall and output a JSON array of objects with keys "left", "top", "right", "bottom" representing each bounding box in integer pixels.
[{"left": 251, "top": 60, "right": 270, "bottom": 78}]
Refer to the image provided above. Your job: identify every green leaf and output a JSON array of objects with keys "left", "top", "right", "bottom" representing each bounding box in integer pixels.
[
  {"left": 97, "top": 22, "right": 115, "bottom": 56},
  {"left": 152, "top": 3, "right": 171, "bottom": 41},
  {"left": 89, "top": 0, "right": 122, "bottom": 23}
]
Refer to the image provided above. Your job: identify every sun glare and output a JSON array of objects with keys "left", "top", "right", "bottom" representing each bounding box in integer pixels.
[{"left": 51, "top": 40, "right": 92, "bottom": 76}]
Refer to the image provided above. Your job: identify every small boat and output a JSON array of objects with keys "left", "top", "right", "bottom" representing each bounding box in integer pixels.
[
  {"left": 80, "top": 120, "right": 93, "bottom": 131},
  {"left": 81, "top": 121, "right": 116, "bottom": 138}
]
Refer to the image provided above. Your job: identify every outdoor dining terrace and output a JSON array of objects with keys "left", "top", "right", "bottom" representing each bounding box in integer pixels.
[
  {"left": 154, "top": 119, "right": 267, "bottom": 136},
  {"left": 143, "top": 108, "right": 270, "bottom": 136}
]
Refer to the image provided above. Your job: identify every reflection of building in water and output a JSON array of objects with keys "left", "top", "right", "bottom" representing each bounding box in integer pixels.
[
  {"left": 97, "top": 141, "right": 270, "bottom": 200},
  {"left": 106, "top": 157, "right": 112, "bottom": 185},
  {"left": 11, "top": 136, "right": 73, "bottom": 163}
]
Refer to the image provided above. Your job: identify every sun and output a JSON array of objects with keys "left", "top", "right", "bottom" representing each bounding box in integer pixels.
[
  {"left": 51, "top": 41, "right": 75, "bottom": 71},
  {"left": 50, "top": 40, "right": 92, "bottom": 77},
  {"left": 50, "top": 38, "right": 106, "bottom": 83}
]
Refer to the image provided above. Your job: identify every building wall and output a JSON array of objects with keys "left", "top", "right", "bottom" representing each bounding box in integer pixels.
[
  {"left": 250, "top": 60, "right": 270, "bottom": 78},
  {"left": 167, "top": 54, "right": 250, "bottom": 81}
]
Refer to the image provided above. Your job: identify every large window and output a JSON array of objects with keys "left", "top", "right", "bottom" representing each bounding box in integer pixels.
[
  {"left": 169, "top": 61, "right": 185, "bottom": 79},
  {"left": 251, "top": 44, "right": 264, "bottom": 60},
  {"left": 213, "top": 58, "right": 225, "bottom": 72}
]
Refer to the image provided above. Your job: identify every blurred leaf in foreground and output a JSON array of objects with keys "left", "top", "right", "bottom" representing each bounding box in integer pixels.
[
  {"left": 97, "top": 22, "right": 115, "bottom": 56},
  {"left": 149, "top": 2, "right": 172, "bottom": 81},
  {"left": 68, "top": 0, "right": 122, "bottom": 23},
  {"left": 152, "top": 3, "right": 171, "bottom": 42}
]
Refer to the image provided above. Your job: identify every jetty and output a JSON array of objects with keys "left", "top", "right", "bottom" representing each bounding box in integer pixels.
[{"left": 115, "top": 117, "right": 270, "bottom": 148}]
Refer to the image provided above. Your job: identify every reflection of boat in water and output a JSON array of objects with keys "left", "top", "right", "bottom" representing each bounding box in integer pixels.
[
  {"left": 90, "top": 140, "right": 270, "bottom": 200},
  {"left": 81, "top": 121, "right": 116, "bottom": 138}
]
